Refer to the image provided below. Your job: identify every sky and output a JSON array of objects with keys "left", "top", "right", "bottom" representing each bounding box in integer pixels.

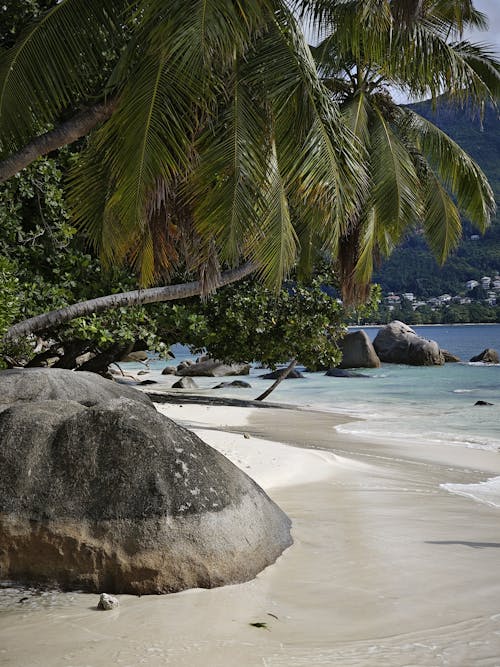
[{"left": 466, "top": 1, "right": 500, "bottom": 54}]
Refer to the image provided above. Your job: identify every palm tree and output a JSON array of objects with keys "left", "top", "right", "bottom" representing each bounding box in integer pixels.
[{"left": 308, "top": 0, "right": 499, "bottom": 302}]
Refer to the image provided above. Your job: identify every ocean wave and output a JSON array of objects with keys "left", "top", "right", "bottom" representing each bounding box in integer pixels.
[
  {"left": 452, "top": 389, "right": 476, "bottom": 393},
  {"left": 334, "top": 422, "right": 500, "bottom": 452},
  {"left": 467, "top": 362, "right": 500, "bottom": 367},
  {"left": 441, "top": 476, "right": 500, "bottom": 508}
]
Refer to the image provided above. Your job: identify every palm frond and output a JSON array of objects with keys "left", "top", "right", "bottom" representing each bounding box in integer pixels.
[
  {"left": 401, "top": 107, "right": 495, "bottom": 232},
  {"left": 137, "top": 0, "right": 271, "bottom": 74},
  {"left": 370, "top": 105, "right": 421, "bottom": 238},
  {"left": 342, "top": 91, "right": 370, "bottom": 144},
  {"left": 191, "top": 67, "right": 269, "bottom": 266},
  {"left": 248, "top": 140, "right": 298, "bottom": 290},
  {"left": 70, "top": 49, "right": 199, "bottom": 284},
  {"left": 0, "top": 0, "right": 126, "bottom": 153},
  {"left": 452, "top": 41, "right": 500, "bottom": 99},
  {"left": 426, "top": 0, "right": 488, "bottom": 37},
  {"left": 422, "top": 169, "right": 463, "bottom": 264},
  {"left": 253, "top": 8, "right": 366, "bottom": 253},
  {"left": 387, "top": 23, "right": 499, "bottom": 104}
]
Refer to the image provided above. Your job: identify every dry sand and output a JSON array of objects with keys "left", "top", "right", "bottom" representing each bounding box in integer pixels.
[{"left": 2, "top": 402, "right": 500, "bottom": 666}]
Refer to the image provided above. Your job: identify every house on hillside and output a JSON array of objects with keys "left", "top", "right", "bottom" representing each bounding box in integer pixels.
[{"left": 481, "top": 276, "right": 491, "bottom": 289}]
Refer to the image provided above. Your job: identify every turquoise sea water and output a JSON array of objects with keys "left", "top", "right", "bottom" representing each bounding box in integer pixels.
[{"left": 126, "top": 324, "right": 500, "bottom": 454}]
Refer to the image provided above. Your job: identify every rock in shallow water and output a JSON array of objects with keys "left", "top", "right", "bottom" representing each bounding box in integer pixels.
[
  {"left": 338, "top": 330, "right": 380, "bottom": 369},
  {"left": 0, "top": 395, "right": 292, "bottom": 594},
  {"left": 470, "top": 349, "right": 499, "bottom": 364},
  {"left": 373, "top": 321, "right": 444, "bottom": 366}
]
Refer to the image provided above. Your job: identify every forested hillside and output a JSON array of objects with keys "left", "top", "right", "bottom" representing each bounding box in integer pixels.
[{"left": 373, "top": 99, "right": 500, "bottom": 297}]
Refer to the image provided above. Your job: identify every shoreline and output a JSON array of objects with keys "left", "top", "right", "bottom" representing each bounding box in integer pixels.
[
  {"left": 349, "top": 322, "right": 500, "bottom": 327},
  {"left": 2, "top": 399, "right": 500, "bottom": 665}
]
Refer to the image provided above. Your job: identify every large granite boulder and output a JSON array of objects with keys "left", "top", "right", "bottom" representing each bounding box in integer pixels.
[
  {"left": 0, "top": 367, "right": 153, "bottom": 409},
  {"left": 373, "top": 321, "right": 444, "bottom": 366},
  {"left": 0, "top": 397, "right": 292, "bottom": 594},
  {"left": 470, "top": 348, "right": 499, "bottom": 364},
  {"left": 338, "top": 331, "right": 380, "bottom": 369},
  {"left": 176, "top": 359, "right": 250, "bottom": 377}
]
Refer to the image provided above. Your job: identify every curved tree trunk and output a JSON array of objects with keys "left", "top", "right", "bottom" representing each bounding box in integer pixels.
[
  {"left": 3, "top": 262, "right": 256, "bottom": 341},
  {"left": 255, "top": 358, "right": 297, "bottom": 402},
  {"left": 0, "top": 99, "right": 117, "bottom": 183}
]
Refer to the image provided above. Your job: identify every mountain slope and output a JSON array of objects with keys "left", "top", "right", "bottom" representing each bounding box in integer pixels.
[{"left": 373, "top": 99, "right": 500, "bottom": 297}]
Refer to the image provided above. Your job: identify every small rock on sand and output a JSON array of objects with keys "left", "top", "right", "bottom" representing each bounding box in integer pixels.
[{"left": 98, "top": 593, "right": 119, "bottom": 610}]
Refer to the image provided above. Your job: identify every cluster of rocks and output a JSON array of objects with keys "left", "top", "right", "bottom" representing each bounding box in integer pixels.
[
  {"left": 158, "top": 357, "right": 252, "bottom": 390},
  {"left": 251, "top": 321, "right": 498, "bottom": 382},
  {"left": 0, "top": 368, "right": 292, "bottom": 594},
  {"left": 162, "top": 357, "right": 250, "bottom": 378},
  {"left": 330, "top": 321, "right": 499, "bottom": 372}
]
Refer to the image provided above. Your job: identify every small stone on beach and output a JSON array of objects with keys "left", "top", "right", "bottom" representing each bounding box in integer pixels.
[{"left": 98, "top": 593, "right": 119, "bottom": 610}]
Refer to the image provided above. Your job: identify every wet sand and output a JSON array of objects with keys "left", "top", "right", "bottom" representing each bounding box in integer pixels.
[{"left": 2, "top": 404, "right": 500, "bottom": 666}]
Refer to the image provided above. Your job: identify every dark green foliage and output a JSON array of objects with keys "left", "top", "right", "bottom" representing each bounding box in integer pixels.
[
  {"left": 0, "top": 1, "right": 56, "bottom": 49},
  {"left": 157, "top": 277, "right": 346, "bottom": 370},
  {"left": 373, "top": 99, "right": 500, "bottom": 296},
  {"left": 0, "top": 257, "right": 20, "bottom": 337},
  {"left": 0, "top": 155, "right": 171, "bottom": 362}
]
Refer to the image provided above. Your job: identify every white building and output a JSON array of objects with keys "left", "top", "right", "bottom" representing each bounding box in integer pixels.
[
  {"left": 481, "top": 276, "right": 491, "bottom": 289},
  {"left": 438, "top": 294, "right": 452, "bottom": 304},
  {"left": 466, "top": 280, "right": 479, "bottom": 290}
]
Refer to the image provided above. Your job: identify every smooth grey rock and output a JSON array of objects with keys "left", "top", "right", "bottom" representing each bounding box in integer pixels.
[
  {"left": 259, "top": 369, "right": 304, "bottom": 379},
  {"left": 474, "top": 400, "right": 494, "bottom": 406},
  {"left": 98, "top": 593, "right": 119, "bottom": 610},
  {"left": 177, "top": 360, "right": 195, "bottom": 370},
  {"left": 338, "top": 331, "right": 380, "bottom": 369},
  {"left": 120, "top": 351, "right": 148, "bottom": 362},
  {"left": 75, "top": 352, "right": 95, "bottom": 367},
  {"left": 373, "top": 321, "right": 444, "bottom": 366},
  {"left": 325, "top": 369, "right": 370, "bottom": 378},
  {"left": 177, "top": 359, "right": 250, "bottom": 377},
  {"left": 0, "top": 368, "right": 154, "bottom": 409},
  {"left": 442, "top": 349, "right": 461, "bottom": 363},
  {"left": 172, "top": 377, "right": 198, "bottom": 389},
  {"left": 0, "top": 398, "right": 292, "bottom": 594},
  {"left": 161, "top": 366, "right": 177, "bottom": 375},
  {"left": 213, "top": 380, "right": 252, "bottom": 389},
  {"left": 470, "top": 349, "right": 499, "bottom": 364}
]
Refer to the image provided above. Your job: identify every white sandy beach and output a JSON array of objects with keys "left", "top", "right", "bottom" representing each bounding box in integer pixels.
[{"left": 2, "top": 400, "right": 500, "bottom": 666}]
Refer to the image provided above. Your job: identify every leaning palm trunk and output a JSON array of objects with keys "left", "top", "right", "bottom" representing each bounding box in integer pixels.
[
  {"left": 0, "top": 100, "right": 117, "bottom": 183},
  {"left": 4, "top": 262, "right": 256, "bottom": 342},
  {"left": 255, "top": 359, "right": 297, "bottom": 402}
]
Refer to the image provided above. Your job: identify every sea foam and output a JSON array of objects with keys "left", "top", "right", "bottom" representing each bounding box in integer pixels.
[{"left": 441, "top": 476, "right": 500, "bottom": 508}]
